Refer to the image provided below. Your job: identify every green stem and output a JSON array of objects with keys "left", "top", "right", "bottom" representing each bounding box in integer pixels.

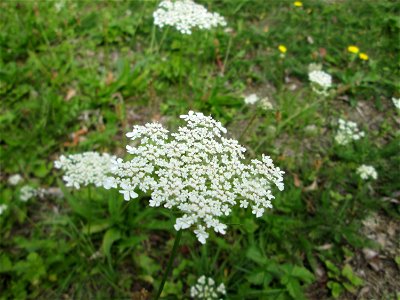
[
  {"left": 238, "top": 110, "right": 258, "bottom": 142},
  {"left": 155, "top": 230, "right": 183, "bottom": 300}
]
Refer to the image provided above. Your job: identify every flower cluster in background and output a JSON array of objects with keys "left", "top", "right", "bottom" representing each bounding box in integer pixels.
[
  {"left": 103, "top": 111, "right": 284, "bottom": 244},
  {"left": 392, "top": 97, "right": 400, "bottom": 109},
  {"left": 190, "top": 276, "right": 226, "bottom": 299},
  {"left": 8, "top": 174, "right": 23, "bottom": 186},
  {"left": 153, "top": 0, "right": 226, "bottom": 34},
  {"left": 243, "top": 94, "right": 259, "bottom": 105},
  {"left": 54, "top": 152, "right": 116, "bottom": 189},
  {"left": 334, "top": 119, "right": 365, "bottom": 145},
  {"left": 308, "top": 70, "right": 332, "bottom": 95},
  {"left": 357, "top": 165, "right": 378, "bottom": 180},
  {"left": 0, "top": 204, "right": 8, "bottom": 216},
  {"left": 20, "top": 186, "right": 38, "bottom": 202}
]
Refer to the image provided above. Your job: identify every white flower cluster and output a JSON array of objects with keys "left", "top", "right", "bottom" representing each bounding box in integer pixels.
[
  {"left": 308, "top": 70, "right": 332, "bottom": 95},
  {"left": 153, "top": 0, "right": 227, "bottom": 35},
  {"left": 190, "top": 276, "right": 226, "bottom": 299},
  {"left": 55, "top": 152, "right": 116, "bottom": 189},
  {"left": 244, "top": 94, "right": 259, "bottom": 105},
  {"left": 0, "top": 204, "right": 8, "bottom": 216},
  {"left": 357, "top": 165, "right": 378, "bottom": 180},
  {"left": 392, "top": 97, "right": 400, "bottom": 109},
  {"left": 334, "top": 119, "right": 365, "bottom": 145},
  {"left": 104, "top": 111, "right": 284, "bottom": 244},
  {"left": 20, "top": 186, "right": 37, "bottom": 202},
  {"left": 8, "top": 174, "right": 23, "bottom": 186}
]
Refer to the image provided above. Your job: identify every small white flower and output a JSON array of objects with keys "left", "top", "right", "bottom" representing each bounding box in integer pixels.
[
  {"left": 392, "top": 97, "right": 400, "bottom": 109},
  {"left": 244, "top": 93, "right": 259, "bottom": 105},
  {"left": 105, "top": 111, "right": 284, "bottom": 244},
  {"left": 20, "top": 186, "right": 37, "bottom": 202},
  {"left": 334, "top": 119, "right": 365, "bottom": 145},
  {"left": 55, "top": 152, "right": 116, "bottom": 190},
  {"left": 0, "top": 204, "right": 8, "bottom": 215},
  {"left": 357, "top": 165, "right": 378, "bottom": 180},
  {"left": 190, "top": 275, "right": 226, "bottom": 299},
  {"left": 8, "top": 174, "right": 22, "bottom": 186},
  {"left": 308, "top": 70, "right": 332, "bottom": 95},
  {"left": 153, "top": 0, "right": 227, "bottom": 35}
]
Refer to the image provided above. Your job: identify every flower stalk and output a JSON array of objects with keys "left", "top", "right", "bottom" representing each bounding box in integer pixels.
[{"left": 155, "top": 230, "right": 183, "bottom": 299}]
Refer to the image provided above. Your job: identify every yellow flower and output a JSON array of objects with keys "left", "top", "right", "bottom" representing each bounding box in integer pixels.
[
  {"left": 294, "top": 1, "right": 303, "bottom": 7},
  {"left": 359, "top": 53, "right": 369, "bottom": 60},
  {"left": 347, "top": 45, "right": 359, "bottom": 54},
  {"left": 278, "top": 45, "right": 287, "bottom": 54}
]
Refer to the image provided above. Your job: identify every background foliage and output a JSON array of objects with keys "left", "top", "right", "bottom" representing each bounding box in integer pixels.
[{"left": 0, "top": 0, "right": 399, "bottom": 299}]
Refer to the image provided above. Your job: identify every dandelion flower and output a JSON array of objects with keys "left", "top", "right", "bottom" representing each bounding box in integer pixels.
[
  {"left": 104, "top": 111, "right": 284, "bottom": 244},
  {"left": 8, "top": 174, "right": 22, "bottom": 186},
  {"left": 190, "top": 275, "right": 226, "bottom": 299},
  {"left": 334, "top": 119, "right": 365, "bottom": 145},
  {"left": 55, "top": 152, "right": 116, "bottom": 189},
  {"left": 347, "top": 45, "right": 359, "bottom": 54},
  {"left": 20, "top": 186, "right": 37, "bottom": 202},
  {"left": 392, "top": 97, "right": 400, "bottom": 109},
  {"left": 0, "top": 204, "right": 8, "bottom": 215},
  {"left": 357, "top": 165, "right": 377, "bottom": 180},
  {"left": 278, "top": 45, "right": 287, "bottom": 54},
  {"left": 153, "top": 0, "right": 227, "bottom": 35},
  {"left": 293, "top": 1, "right": 303, "bottom": 7},
  {"left": 359, "top": 53, "right": 369, "bottom": 60}
]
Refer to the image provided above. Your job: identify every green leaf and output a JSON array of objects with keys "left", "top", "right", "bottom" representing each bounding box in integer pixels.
[
  {"left": 101, "top": 228, "right": 121, "bottom": 259},
  {"left": 286, "top": 278, "right": 305, "bottom": 300},
  {"left": 82, "top": 221, "right": 111, "bottom": 235},
  {"left": 342, "top": 264, "right": 363, "bottom": 287},
  {"left": 291, "top": 266, "right": 315, "bottom": 284},
  {"left": 0, "top": 254, "right": 12, "bottom": 272},
  {"left": 327, "top": 281, "right": 343, "bottom": 299},
  {"left": 246, "top": 246, "right": 266, "bottom": 266}
]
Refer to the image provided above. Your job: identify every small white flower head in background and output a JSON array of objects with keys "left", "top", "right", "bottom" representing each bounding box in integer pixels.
[
  {"left": 104, "top": 111, "right": 284, "bottom": 244},
  {"left": 334, "top": 118, "right": 365, "bottom": 145},
  {"left": 308, "top": 70, "right": 332, "bottom": 96},
  {"left": 0, "top": 204, "right": 8, "bottom": 215},
  {"left": 153, "top": 0, "right": 227, "bottom": 35},
  {"left": 54, "top": 152, "right": 116, "bottom": 189},
  {"left": 8, "top": 174, "right": 23, "bottom": 186},
  {"left": 392, "top": 97, "right": 400, "bottom": 109},
  {"left": 190, "top": 275, "right": 226, "bottom": 299},
  {"left": 357, "top": 165, "right": 378, "bottom": 180},
  {"left": 244, "top": 93, "right": 259, "bottom": 105},
  {"left": 20, "top": 186, "right": 37, "bottom": 202},
  {"left": 259, "top": 97, "right": 274, "bottom": 111}
]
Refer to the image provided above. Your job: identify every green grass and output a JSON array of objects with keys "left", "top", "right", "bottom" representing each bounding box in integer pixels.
[{"left": 1, "top": 0, "right": 399, "bottom": 299}]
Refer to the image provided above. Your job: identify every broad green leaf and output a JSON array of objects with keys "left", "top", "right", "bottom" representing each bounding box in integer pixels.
[{"left": 101, "top": 228, "right": 121, "bottom": 259}]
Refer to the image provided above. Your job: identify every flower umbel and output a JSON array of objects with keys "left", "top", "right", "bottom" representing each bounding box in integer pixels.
[
  {"left": 55, "top": 152, "right": 116, "bottom": 189},
  {"left": 0, "top": 204, "right": 8, "bottom": 215},
  {"left": 153, "top": 0, "right": 227, "bottom": 35},
  {"left": 334, "top": 119, "right": 365, "bottom": 145},
  {"left": 243, "top": 93, "right": 259, "bottom": 105},
  {"left": 20, "top": 186, "right": 37, "bottom": 202},
  {"left": 104, "top": 111, "right": 284, "bottom": 244},
  {"left": 190, "top": 275, "right": 226, "bottom": 299},
  {"left": 308, "top": 70, "right": 332, "bottom": 95},
  {"left": 357, "top": 165, "right": 377, "bottom": 181},
  {"left": 8, "top": 174, "right": 22, "bottom": 186},
  {"left": 392, "top": 97, "right": 400, "bottom": 109}
]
